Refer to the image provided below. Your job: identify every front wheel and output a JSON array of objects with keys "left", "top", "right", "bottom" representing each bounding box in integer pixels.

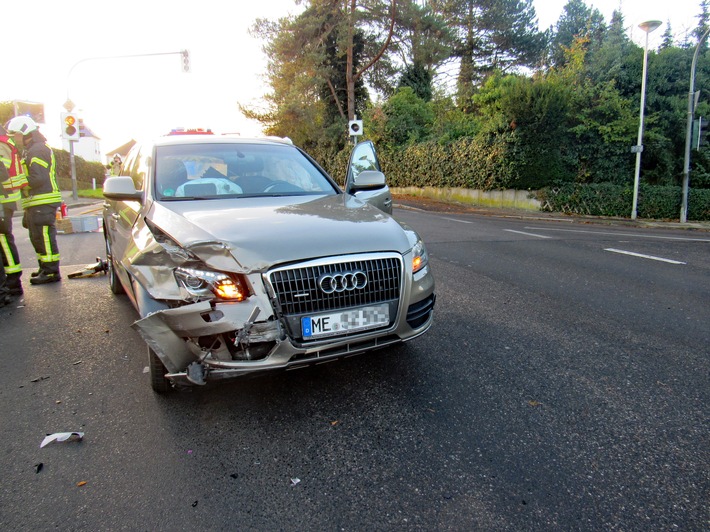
[
  {"left": 105, "top": 236, "right": 125, "bottom": 295},
  {"left": 148, "top": 348, "right": 171, "bottom": 393}
]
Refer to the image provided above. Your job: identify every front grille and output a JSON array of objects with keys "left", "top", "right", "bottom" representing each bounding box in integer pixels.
[{"left": 268, "top": 255, "right": 402, "bottom": 318}]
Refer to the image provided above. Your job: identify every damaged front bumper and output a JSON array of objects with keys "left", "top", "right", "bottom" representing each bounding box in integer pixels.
[{"left": 132, "top": 265, "right": 435, "bottom": 387}]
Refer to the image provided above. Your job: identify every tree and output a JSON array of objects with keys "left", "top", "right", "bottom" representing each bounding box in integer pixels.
[
  {"left": 695, "top": 0, "right": 710, "bottom": 52},
  {"left": 660, "top": 21, "right": 674, "bottom": 50},
  {"left": 548, "top": 0, "right": 606, "bottom": 67},
  {"left": 391, "top": 0, "right": 454, "bottom": 100},
  {"left": 430, "top": 0, "right": 547, "bottom": 110},
  {"left": 380, "top": 86, "right": 434, "bottom": 146},
  {"left": 0, "top": 102, "right": 14, "bottom": 127},
  {"left": 246, "top": 0, "right": 397, "bottom": 149},
  {"left": 398, "top": 62, "right": 433, "bottom": 100}
]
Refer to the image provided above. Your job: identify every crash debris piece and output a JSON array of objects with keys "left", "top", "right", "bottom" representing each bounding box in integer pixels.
[
  {"left": 77, "top": 481, "right": 87, "bottom": 487},
  {"left": 40, "top": 432, "right": 84, "bottom": 448},
  {"left": 68, "top": 257, "right": 108, "bottom": 279},
  {"left": 290, "top": 478, "right": 301, "bottom": 486}
]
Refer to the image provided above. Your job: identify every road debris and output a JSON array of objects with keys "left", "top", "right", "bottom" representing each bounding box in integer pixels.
[
  {"left": 30, "top": 376, "right": 50, "bottom": 383},
  {"left": 68, "top": 258, "right": 108, "bottom": 279},
  {"left": 34, "top": 463, "right": 43, "bottom": 473},
  {"left": 40, "top": 432, "right": 84, "bottom": 448},
  {"left": 290, "top": 478, "right": 301, "bottom": 486}
]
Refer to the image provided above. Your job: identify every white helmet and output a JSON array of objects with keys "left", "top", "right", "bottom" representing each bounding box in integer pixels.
[{"left": 5, "top": 115, "right": 38, "bottom": 135}]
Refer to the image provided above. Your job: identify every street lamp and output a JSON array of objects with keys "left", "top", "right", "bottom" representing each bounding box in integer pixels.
[
  {"left": 681, "top": 27, "right": 710, "bottom": 223},
  {"left": 631, "top": 20, "right": 662, "bottom": 220}
]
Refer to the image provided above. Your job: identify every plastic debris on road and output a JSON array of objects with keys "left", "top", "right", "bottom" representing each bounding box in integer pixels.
[{"left": 40, "top": 432, "right": 84, "bottom": 448}]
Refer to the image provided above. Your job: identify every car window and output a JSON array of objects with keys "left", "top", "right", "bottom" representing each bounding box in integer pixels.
[
  {"left": 122, "top": 146, "right": 145, "bottom": 191},
  {"left": 349, "top": 141, "right": 381, "bottom": 180},
  {"left": 155, "top": 143, "right": 338, "bottom": 200}
]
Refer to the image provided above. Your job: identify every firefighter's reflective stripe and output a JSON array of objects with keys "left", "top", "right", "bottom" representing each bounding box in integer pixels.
[
  {"left": 0, "top": 190, "right": 21, "bottom": 203},
  {"left": 1, "top": 147, "right": 27, "bottom": 204},
  {"left": 22, "top": 151, "right": 61, "bottom": 208},
  {"left": 38, "top": 226, "right": 60, "bottom": 263},
  {"left": 0, "top": 234, "right": 22, "bottom": 274}
]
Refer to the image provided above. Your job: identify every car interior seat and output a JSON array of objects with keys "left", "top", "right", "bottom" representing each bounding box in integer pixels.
[
  {"left": 157, "top": 159, "right": 188, "bottom": 196},
  {"left": 228, "top": 157, "right": 272, "bottom": 193}
]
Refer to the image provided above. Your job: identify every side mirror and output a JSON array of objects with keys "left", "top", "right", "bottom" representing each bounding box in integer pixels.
[
  {"left": 103, "top": 176, "right": 142, "bottom": 201},
  {"left": 348, "top": 170, "right": 386, "bottom": 192}
]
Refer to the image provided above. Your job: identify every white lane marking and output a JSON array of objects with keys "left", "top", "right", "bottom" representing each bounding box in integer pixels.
[
  {"left": 525, "top": 226, "right": 710, "bottom": 242},
  {"left": 442, "top": 217, "right": 475, "bottom": 224},
  {"left": 604, "top": 248, "right": 686, "bottom": 265},
  {"left": 504, "top": 229, "right": 552, "bottom": 239}
]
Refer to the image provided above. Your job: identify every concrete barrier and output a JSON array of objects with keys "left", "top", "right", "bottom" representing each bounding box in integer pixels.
[{"left": 393, "top": 187, "right": 541, "bottom": 211}]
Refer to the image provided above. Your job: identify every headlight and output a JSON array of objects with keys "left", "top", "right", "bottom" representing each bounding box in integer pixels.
[
  {"left": 412, "top": 239, "right": 429, "bottom": 274},
  {"left": 174, "top": 267, "right": 249, "bottom": 301}
]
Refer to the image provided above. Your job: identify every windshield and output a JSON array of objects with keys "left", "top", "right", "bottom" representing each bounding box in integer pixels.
[{"left": 154, "top": 143, "right": 338, "bottom": 201}]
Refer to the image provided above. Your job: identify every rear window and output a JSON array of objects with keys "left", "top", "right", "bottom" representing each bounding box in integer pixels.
[{"left": 154, "top": 143, "right": 337, "bottom": 200}]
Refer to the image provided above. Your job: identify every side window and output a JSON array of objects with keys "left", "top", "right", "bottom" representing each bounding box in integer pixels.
[
  {"left": 349, "top": 142, "right": 380, "bottom": 179},
  {"left": 345, "top": 140, "right": 381, "bottom": 190},
  {"left": 132, "top": 149, "right": 148, "bottom": 191},
  {"left": 122, "top": 146, "right": 146, "bottom": 191}
]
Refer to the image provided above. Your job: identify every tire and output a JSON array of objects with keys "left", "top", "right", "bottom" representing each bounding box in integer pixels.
[
  {"left": 148, "top": 347, "right": 171, "bottom": 393},
  {"left": 105, "top": 236, "right": 125, "bottom": 295}
]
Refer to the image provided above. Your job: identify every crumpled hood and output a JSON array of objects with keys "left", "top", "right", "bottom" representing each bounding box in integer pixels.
[{"left": 147, "top": 194, "right": 414, "bottom": 272}]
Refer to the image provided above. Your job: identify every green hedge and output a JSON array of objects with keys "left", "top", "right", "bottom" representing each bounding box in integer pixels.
[
  {"left": 536, "top": 183, "right": 710, "bottom": 221},
  {"left": 306, "top": 139, "right": 710, "bottom": 221},
  {"left": 53, "top": 149, "right": 106, "bottom": 191}
]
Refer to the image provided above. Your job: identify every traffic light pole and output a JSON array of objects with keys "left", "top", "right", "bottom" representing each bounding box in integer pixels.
[
  {"left": 69, "top": 141, "right": 78, "bottom": 202},
  {"left": 681, "top": 27, "right": 710, "bottom": 223}
]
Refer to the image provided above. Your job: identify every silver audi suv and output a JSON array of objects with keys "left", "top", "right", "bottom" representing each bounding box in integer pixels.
[{"left": 102, "top": 134, "right": 435, "bottom": 392}]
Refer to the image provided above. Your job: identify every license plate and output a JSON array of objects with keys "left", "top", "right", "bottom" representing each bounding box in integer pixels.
[{"left": 301, "top": 304, "right": 390, "bottom": 339}]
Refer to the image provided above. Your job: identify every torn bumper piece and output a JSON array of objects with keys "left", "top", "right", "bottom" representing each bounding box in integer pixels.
[{"left": 131, "top": 299, "right": 409, "bottom": 385}]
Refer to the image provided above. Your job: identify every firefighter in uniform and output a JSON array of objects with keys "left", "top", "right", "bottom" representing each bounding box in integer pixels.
[
  {"left": 0, "top": 123, "right": 28, "bottom": 301},
  {"left": 5, "top": 116, "right": 62, "bottom": 285}
]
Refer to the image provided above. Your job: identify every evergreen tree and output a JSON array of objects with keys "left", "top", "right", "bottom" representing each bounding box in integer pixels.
[
  {"left": 549, "top": 0, "right": 606, "bottom": 67},
  {"left": 695, "top": 0, "right": 710, "bottom": 51},
  {"left": 244, "top": 1, "right": 397, "bottom": 149},
  {"left": 429, "top": 0, "right": 547, "bottom": 110},
  {"left": 660, "top": 21, "right": 674, "bottom": 50}
]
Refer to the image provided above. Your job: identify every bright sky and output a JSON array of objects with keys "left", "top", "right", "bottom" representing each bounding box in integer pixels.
[{"left": 3, "top": 0, "right": 700, "bottom": 157}]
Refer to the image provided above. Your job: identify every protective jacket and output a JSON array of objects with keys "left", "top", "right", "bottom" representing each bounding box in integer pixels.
[
  {"left": 21, "top": 131, "right": 61, "bottom": 208},
  {"left": 0, "top": 134, "right": 27, "bottom": 206}
]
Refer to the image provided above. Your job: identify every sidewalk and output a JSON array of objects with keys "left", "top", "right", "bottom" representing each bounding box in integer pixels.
[
  {"left": 393, "top": 194, "right": 710, "bottom": 232},
  {"left": 61, "top": 190, "right": 103, "bottom": 216}
]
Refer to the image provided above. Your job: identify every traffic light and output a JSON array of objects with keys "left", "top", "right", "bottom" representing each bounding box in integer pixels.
[
  {"left": 348, "top": 118, "right": 363, "bottom": 136},
  {"left": 181, "top": 50, "right": 190, "bottom": 73},
  {"left": 61, "top": 112, "right": 80, "bottom": 141}
]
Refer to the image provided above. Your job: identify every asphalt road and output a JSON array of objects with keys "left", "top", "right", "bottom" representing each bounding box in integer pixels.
[{"left": 0, "top": 208, "right": 708, "bottom": 530}]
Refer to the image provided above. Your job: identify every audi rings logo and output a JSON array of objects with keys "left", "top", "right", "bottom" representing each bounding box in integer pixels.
[{"left": 319, "top": 270, "right": 368, "bottom": 294}]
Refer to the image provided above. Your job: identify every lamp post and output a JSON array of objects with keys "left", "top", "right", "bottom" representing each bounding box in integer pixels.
[
  {"left": 631, "top": 20, "right": 662, "bottom": 220},
  {"left": 681, "top": 28, "right": 710, "bottom": 223}
]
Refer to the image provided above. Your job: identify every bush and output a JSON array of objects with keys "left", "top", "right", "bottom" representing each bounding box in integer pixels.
[
  {"left": 54, "top": 149, "right": 106, "bottom": 191},
  {"left": 536, "top": 183, "right": 710, "bottom": 220}
]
